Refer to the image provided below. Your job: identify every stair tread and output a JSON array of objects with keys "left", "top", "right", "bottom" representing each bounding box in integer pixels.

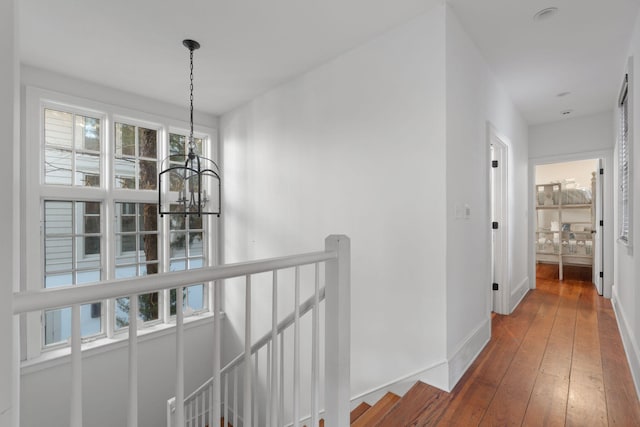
[
  {"left": 373, "top": 381, "right": 448, "bottom": 427},
  {"left": 350, "top": 402, "right": 372, "bottom": 424},
  {"left": 351, "top": 392, "right": 401, "bottom": 427}
]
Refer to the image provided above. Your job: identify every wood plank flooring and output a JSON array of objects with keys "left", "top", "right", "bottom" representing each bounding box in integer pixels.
[{"left": 402, "top": 265, "right": 640, "bottom": 426}]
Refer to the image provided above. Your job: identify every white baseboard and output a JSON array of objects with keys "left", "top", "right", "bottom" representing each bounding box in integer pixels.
[
  {"left": 510, "top": 276, "right": 529, "bottom": 313},
  {"left": 349, "top": 359, "right": 449, "bottom": 409},
  {"left": 447, "top": 316, "right": 491, "bottom": 390},
  {"left": 611, "top": 291, "right": 640, "bottom": 399},
  {"left": 350, "top": 316, "right": 491, "bottom": 409}
]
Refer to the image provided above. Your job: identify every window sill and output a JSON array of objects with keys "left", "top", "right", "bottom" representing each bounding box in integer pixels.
[{"left": 21, "top": 311, "right": 224, "bottom": 375}]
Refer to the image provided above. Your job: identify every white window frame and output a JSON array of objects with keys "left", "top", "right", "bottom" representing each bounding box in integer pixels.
[
  {"left": 618, "top": 71, "right": 632, "bottom": 247},
  {"left": 24, "top": 87, "right": 218, "bottom": 360}
]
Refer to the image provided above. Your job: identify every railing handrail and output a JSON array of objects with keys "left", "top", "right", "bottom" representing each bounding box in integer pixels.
[{"left": 13, "top": 250, "right": 337, "bottom": 315}]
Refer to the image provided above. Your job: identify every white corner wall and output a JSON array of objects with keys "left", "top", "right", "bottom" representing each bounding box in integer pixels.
[
  {"left": 221, "top": 4, "right": 449, "bottom": 400},
  {"left": 1, "top": 0, "right": 19, "bottom": 425},
  {"left": 444, "top": 7, "right": 529, "bottom": 388},
  {"left": 612, "top": 7, "right": 640, "bottom": 398}
]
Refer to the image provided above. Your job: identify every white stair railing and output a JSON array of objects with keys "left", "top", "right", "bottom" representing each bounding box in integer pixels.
[
  {"left": 12, "top": 235, "right": 349, "bottom": 427},
  {"left": 167, "top": 234, "right": 350, "bottom": 427}
]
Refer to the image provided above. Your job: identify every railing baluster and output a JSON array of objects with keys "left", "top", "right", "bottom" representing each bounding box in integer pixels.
[
  {"left": 270, "top": 270, "right": 278, "bottom": 427},
  {"left": 213, "top": 280, "right": 221, "bottom": 425},
  {"left": 128, "top": 294, "right": 139, "bottom": 427},
  {"left": 266, "top": 341, "right": 272, "bottom": 427},
  {"left": 253, "top": 351, "right": 259, "bottom": 427},
  {"left": 176, "top": 287, "right": 185, "bottom": 427},
  {"left": 208, "top": 383, "right": 214, "bottom": 427},
  {"left": 223, "top": 373, "right": 228, "bottom": 427},
  {"left": 293, "top": 266, "right": 301, "bottom": 427},
  {"left": 311, "top": 263, "right": 320, "bottom": 427},
  {"left": 70, "top": 304, "right": 82, "bottom": 427},
  {"left": 195, "top": 392, "right": 199, "bottom": 427},
  {"left": 244, "top": 275, "right": 252, "bottom": 425},
  {"left": 279, "top": 332, "right": 284, "bottom": 427},
  {"left": 233, "top": 369, "right": 238, "bottom": 427}
]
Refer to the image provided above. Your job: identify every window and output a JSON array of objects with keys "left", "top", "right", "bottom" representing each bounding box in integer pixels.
[
  {"left": 43, "top": 200, "right": 102, "bottom": 345},
  {"left": 114, "top": 122, "right": 158, "bottom": 190},
  {"left": 115, "top": 202, "right": 160, "bottom": 329},
  {"left": 26, "top": 90, "right": 217, "bottom": 356},
  {"left": 619, "top": 74, "right": 632, "bottom": 245},
  {"left": 168, "top": 132, "right": 206, "bottom": 313},
  {"left": 44, "top": 108, "right": 100, "bottom": 187}
]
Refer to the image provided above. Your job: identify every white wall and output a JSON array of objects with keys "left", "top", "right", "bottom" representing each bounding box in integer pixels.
[
  {"left": 613, "top": 9, "right": 640, "bottom": 398},
  {"left": 445, "top": 7, "right": 529, "bottom": 386},
  {"left": 221, "top": 4, "right": 450, "bottom": 401},
  {"left": 1, "top": 0, "right": 19, "bottom": 425},
  {"left": 529, "top": 111, "right": 614, "bottom": 159}
]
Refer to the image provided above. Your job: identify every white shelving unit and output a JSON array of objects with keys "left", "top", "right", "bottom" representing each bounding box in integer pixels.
[{"left": 535, "top": 173, "right": 596, "bottom": 280}]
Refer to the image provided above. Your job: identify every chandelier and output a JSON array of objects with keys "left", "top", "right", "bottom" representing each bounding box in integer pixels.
[{"left": 158, "top": 39, "right": 221, "bottom": 217}]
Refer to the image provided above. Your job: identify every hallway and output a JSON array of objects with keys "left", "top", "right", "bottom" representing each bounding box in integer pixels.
[{"left": 434, "top": 267, "right": 640, "bottom": 425}]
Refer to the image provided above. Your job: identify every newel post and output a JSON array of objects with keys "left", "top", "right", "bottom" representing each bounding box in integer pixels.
[{"left": 324, "top": 235, "right": 350, "bottom": 427}]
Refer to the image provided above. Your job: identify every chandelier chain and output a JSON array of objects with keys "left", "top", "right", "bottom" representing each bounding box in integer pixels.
[{"left": 189, "top": 47, "right": 195, "bottom": 151}]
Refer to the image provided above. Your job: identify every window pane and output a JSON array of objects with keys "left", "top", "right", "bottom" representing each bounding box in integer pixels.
[
  {"left": 170, "top": 213, "right": 186, "bottom": 231},
  {"left": 44, "top": 147, "right": 73, "bottom": 185},
  {"left": 115, "top": 158, "right": 136, "bottom": 189},
  {"left": 170, "top": 133, "right": 185, "bottom": 155},
  {"left": 83, "top": 236, "right": 101, "bottom": 256},
  {"left": 75, "top": 115, "right": 100, "bottom": 152},
  {"left": 44, "top": 303, "right": 102, "bottom": 345},
  {"left": 84, "top": 216, "right": 100, "bottom": 234},
  {"left": 139, "top": 160, "right": 157, "bottom": 190},
  {"left": 115, "top": 265, "right": 137, "bottom": 278},
  {"left": 187, "top": 285, "right": 204, "bottom": 311},
  {"left": 138, "top": 127, "right": 157, "bottom": 158},
  {"left": 45, "top": 109, "right": 73, "bottom": 148},
  {"left": 75, "top": 153, "right": 100, "bottom": 187},
  {"left": 170, "top": 232, "right": 187, "bottom": 258},
  {"left": 121, "top": 216, "right": 136, "bottom": 233},
  {"left": 189, "top": 232, "right": 203, "bottom": 256},
  {"left": 189, "top": 215, "right": 202, "bottom": 230},
  {"left": 45, "top": 201, "right": 73, "bottom": 234},
  {"left": 115, "top": 293, "right": 159, "bottom": 329},
  {"left": 45, "top": 272, "right": 73, "bottom": 289},
  {"left": 140, "top": 204, "right": 158, "bottom": 231},
  {"left": 115, "top": 123, "right": 136, "bottom": 157},
  {"left": 76, "top": 270, "right": 101, "bottom": 285},
  {"left": 44, "top": 237, "right": 73, "bottom": 273},
  {"left": 120, "top": 235, "right": 136, "bottom": 252}
]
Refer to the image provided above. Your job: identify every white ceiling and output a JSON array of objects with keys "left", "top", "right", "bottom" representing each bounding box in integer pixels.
[
  {"left": 449, "top": 0, "right": 640, "bottom": 124},
  {"left": 19, "top": 0, "right": 640, "bottom": 125}
]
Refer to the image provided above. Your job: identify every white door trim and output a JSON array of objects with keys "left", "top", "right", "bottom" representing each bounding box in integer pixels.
[{"left": 528, "top": 149, "right": 613, "bottom": 298}]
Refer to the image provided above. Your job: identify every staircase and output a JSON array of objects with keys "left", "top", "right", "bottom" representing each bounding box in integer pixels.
[{"left": 349, "top": 382, "right": 447, "bottom": 426}]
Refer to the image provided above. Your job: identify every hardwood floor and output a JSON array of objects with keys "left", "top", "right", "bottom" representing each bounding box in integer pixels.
[{"left": 430, "top": 265, "right": 640, "bottom": 426}]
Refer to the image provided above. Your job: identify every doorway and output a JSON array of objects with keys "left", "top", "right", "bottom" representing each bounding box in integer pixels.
[{"left": 534, "top": 159, "right": 603, "bottom": 294}]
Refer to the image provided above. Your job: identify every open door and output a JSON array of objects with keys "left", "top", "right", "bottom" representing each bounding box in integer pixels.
[{"left": 594, "top": 159, "right": 604, "bottom": 295}]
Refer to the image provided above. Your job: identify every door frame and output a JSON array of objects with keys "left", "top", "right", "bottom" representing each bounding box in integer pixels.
[
  {"left": 488, "top": 124, "right": 509, "bottom": 315},
  {"left": 528, "top": 150, "right": 613, "bottom": 298}
]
